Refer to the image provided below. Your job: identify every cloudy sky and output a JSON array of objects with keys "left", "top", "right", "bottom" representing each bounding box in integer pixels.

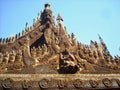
[{"left": 0, "top": 0, "right": 120, "bottom": 56}]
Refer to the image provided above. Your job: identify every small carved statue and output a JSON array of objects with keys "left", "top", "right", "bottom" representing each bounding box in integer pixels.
[
  {"left": 3, "top": 52, "right": 9, "bottom": 64},
  {"left": 36, "top": 46, "right": 42, "bottom": 57},
  {"left": 9, "top": 50, "right": 16, "bottom": 63},
  {"left": 42, "top": 44, "right": 48, "bottom": 55},
  {"left": 31, "top": 47, "right": 37, "bottom": 58},
  {"left": 59, "top": 49, "right": 79, "bottom": 74},
  {"left": 15, "top": 50, "right": 22, "bottom": 62}
]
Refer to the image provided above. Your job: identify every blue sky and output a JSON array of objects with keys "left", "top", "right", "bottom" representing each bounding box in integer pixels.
[{"left": 0, "top": 0, "right": 120, "bottom": 56}]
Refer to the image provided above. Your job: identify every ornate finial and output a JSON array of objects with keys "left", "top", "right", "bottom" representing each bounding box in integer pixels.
[
  {"left": 98, "top": 34, "right": 102, "bottom": 39},
  {"left": 98, "top": 34, "right": 104, "bottom": 44},
  {"left": 38, "top": 12, "right": 40, "bottom": 19},
  {"left": 22, "top": 30, "right": 25, "bottom": 36},
  {"left": 57, "top": 13, "right": 63, "bottom": 23},
  {"left": 25, "top": 22, "right": 28, "bottom": 30},
  {"left": 33, "top": 18, "right": 36, "bottom": 26},
  {"left": 45, "top": 1, "right": 50, "bottom": 9},
  {"left": 3, "top": 38, "right": 5, "bottom": 44},
  {"left": 71, "top": 33, "right": 75, "bottom": 39}
]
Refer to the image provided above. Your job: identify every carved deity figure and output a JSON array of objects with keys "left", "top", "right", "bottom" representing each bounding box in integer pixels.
[
  {"left": 36, "top": 46, "right": 42, "bottom": 57},
  {"left": 3, "top": 52, "right": 9, "bottom": 64},
  {"left": 23, "top": 36, "right": 30, "bottom": 56},
  {"left": 59, "top": 49, "right": 79, "bottom": 74},
  {"left": 87, "top": 49, "right": 96, "bottom": 64},
  {"left": 9, "top": 50, "right": 16, "bottom": 63},
  {"left": 42, "top": 44, "right": 48, "bottom": 55},
  {"left": 90, "top": 44, "right": 99, "bottom": 63},
  {"left": 15, "top": 50, "right": 22, "bottom": 62},
  {"left": 31, "top": 47, "right": 37, "bottom": 58}
]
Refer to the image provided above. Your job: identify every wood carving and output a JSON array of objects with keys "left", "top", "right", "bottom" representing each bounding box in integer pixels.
[{"left": 0, "top": 2, "right": 120, "bottom": 90}]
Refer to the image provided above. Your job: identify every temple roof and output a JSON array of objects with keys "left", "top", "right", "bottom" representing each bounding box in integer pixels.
[{"left": 0, "top": 2, "right": 119, "bottom": 75}]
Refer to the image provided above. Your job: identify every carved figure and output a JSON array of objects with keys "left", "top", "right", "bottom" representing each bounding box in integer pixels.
[
  {"left": 9, "top": 50, "right": 16, "bottom": 63},
  {"left": 15, "top": 50, "right": 22, "bottom": 62},
  {"left": 59, "top": 49, "right": 79, "bottom": 74},
  {"left": 3, "top": 52, "right": 9, "bottom": 64},
  {"left": 31, "top": 47, "right": 36, "bottom": 58}
]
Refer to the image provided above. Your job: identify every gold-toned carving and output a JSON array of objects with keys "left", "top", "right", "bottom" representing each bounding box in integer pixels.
[
  {"left": 102, "top": 78, "right": 112, "bottom": 88},
  {"left": 73, "top": 79, "right": 83, "bottom": 89},
  {"left": 39, "top": 79, "right": 50, "bottom": 89},
  {"left": 57, "top": 80, "right": 67, "bottom": 89},
  {"left": 115, "top": 79, "right": 120, "bottom": 87},
  {"left": 0, "top": 2, "right": 120, "bottom": 75},
  {"left": 89, "top": 80, "right": 99, "bottom": 88},
  {"left": 22, "top": 80, "right": 32, "bottom": 89},
  {"left": 1, "top": 78, "right": 13, "bottom": 89}
]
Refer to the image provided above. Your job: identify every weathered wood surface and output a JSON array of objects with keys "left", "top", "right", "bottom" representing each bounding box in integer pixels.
[{"left": 0, "top": 74, "right": 120, "bottom": 90}]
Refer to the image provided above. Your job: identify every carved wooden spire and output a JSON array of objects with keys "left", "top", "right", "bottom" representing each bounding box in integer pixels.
[
  {"left": 45, "top": 2, "right": 50, "bottom": 10},
  {"left": 25, "top": 22, "right": 28, "bottom": 30},
  {"left": 57, "top": 14, "right": 63, "bottom": 23}
]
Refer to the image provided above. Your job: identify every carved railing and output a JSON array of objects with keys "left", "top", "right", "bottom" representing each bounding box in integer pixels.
[{"left": 0, "top": 74, "right": 119, "bottom": 89}]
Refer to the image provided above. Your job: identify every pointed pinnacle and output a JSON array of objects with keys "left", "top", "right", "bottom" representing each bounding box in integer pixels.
[{"left": 57, "top": 13, "right": 63, "bottom": 21}]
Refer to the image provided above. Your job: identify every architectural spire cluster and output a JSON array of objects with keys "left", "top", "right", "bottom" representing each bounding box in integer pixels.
[{"left": 0, "top": 3, "right": 120, "bottom": 74}]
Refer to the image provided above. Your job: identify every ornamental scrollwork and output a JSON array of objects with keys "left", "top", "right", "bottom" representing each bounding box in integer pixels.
[
  {"left": 102, "top": 78, "right": 112, "bottom": 88},
  {"left": 89, "top": 80, "right": 99, "bottom": 88},
  {"left": 1, "top": 78, "right": 13, "bottom": 89},
  {"left": 73, "top": 79, "right": 83, "bottom": 89},
  {"left": 39, "top": 79, "right": 50, "bottom": 89}
]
